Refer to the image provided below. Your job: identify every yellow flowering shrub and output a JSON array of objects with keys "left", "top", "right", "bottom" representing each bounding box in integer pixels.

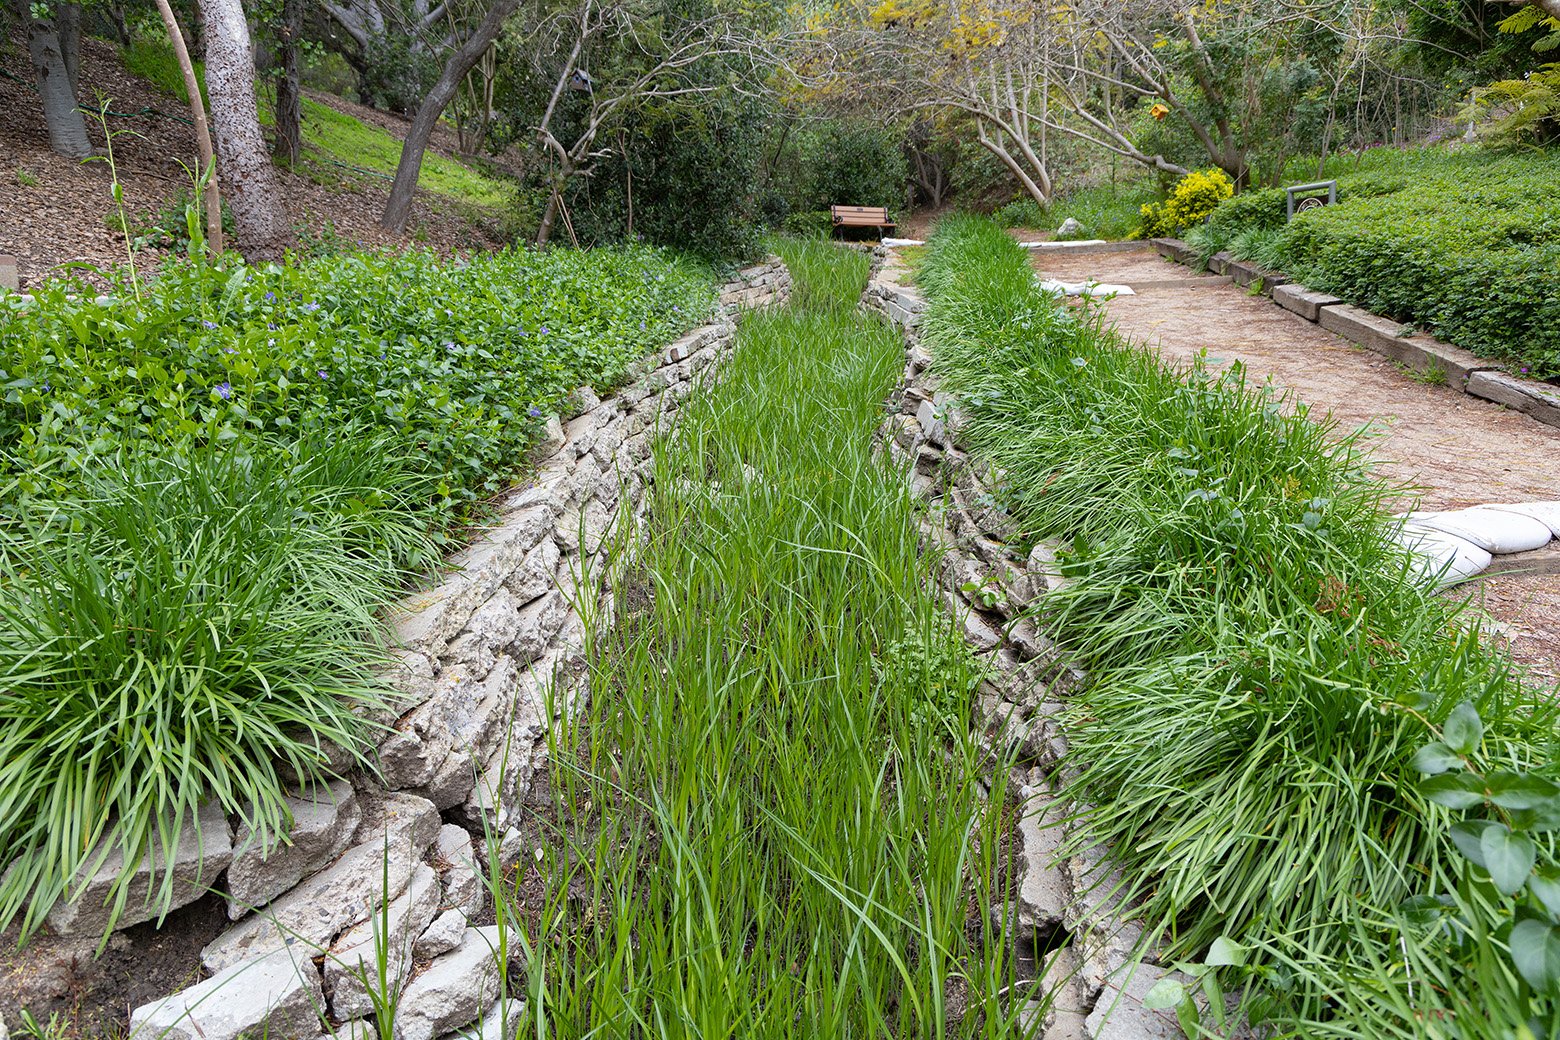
[{"left": 1136, "top": 169, "right": 1234, "bottom": 238}]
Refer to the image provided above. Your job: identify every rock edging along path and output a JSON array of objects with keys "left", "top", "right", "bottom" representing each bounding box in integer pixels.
[
  {"left": 1151, "top": 237, "right": 1560, "bottom": 432},
  {"left": 863, "top": 249, "right": 1239, "bottom": 1040},
  {"left": 26, "top": 258, "right": 791, "bottom": 1040}
]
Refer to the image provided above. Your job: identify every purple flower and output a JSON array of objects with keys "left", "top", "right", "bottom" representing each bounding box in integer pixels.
[
  {"left": 41, "top": 378, "right": 51, "bottom": 392},
  {"left": 319, "top": 370, "right": 328, "bottom": 380},
  {"left": 267, "top": 322, "right": 276, "bottom": 330},
  {"left": 528, "top": 405, "right": 542, "bottom": 418},
  {"left": 213, "top": 382, "right": 231, "bottom": 400},
  {"left": 264, "top": 291, "right": 275, "bottom": 303},
  {"left": 540, "top": 326, "right": 549, "bottom": 335},
  {"left": 304, "top": 302, "right": 320, "bottom": 313},
  {"left": 223, "top": 347, "right": 237, "bottom": 355},
  {"left": 639, "top": 321, "right": 646, "bottom": 330},
  {"left": 201, "top": 319, "right": 219, "bottom": 329}
]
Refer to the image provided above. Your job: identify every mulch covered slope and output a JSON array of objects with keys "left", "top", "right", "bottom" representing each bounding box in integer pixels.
[{"left": 1, "top": 29, "right": 505, "bottom": 290}]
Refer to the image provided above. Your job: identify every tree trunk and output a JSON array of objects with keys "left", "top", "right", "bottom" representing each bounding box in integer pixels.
[
  {"left": 59, "top": 3, "right": 81, "bottom": 98},
  {"left": 273, "top": 0, "right": 304, "bottom": 164},
  {"left": 200, "top": 0, "right": 293, "bottom": 261},
  {"left": 1529, "top": 0, "right": 1560, "bottom": 20},
  {"left": 381, "top": 0, "right": 522, "bottom": 231},
  {"left": 19, "top": 0, "right": 91, "bottom": 159},
  {"left": 154, "top": 0, "right": 223, "bottom": 255}
]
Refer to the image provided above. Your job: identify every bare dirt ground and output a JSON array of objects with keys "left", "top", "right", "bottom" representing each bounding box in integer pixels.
[
  {"left": 1027, "top": 245, "right": 1560, "bottom": 688},
  {"left": 1, "top": 30, "right": 505, "bottom": 291}
]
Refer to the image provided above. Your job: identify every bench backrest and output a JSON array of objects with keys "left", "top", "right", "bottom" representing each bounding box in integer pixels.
[{"left": 832, "top": 205, "right": 894, "bottom": 226}]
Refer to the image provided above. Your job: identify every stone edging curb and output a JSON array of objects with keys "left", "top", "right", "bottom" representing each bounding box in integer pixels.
[{"left": 1151, "top": 238, "right": 1560, "bottom": 431}]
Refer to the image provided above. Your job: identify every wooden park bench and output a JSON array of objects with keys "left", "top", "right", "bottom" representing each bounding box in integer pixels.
[{"left": 831, "top": 205, "right": 896, "bottom": 239}]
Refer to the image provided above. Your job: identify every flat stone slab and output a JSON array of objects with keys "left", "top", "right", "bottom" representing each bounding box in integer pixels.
[
  {"left": 202, "top": 792, "right": 439, "bottom": 973},
  {"left": 1149, "top": 238, "right": 1192, "bottom": 263},
  {"left": 395, "top": 926, "right": 507, "bottom": 1040},
  {"left": 326, "top": 862, "right": 442, "bottom": 1019},
  {"left": 1272, "top": 283, "right": 1343, "bottom": 322},
  {"left": 49, "top": 800, "right": 232, "bottom": 937},
  {"left": 129, "top": 947, "right": 324, "bottom": 1040},
  {"left": 1468, "top": 370, "right": 1560, "bottom": 429},
  {"left": 227, "top": 779, "right": 360, "bottom": 919}
]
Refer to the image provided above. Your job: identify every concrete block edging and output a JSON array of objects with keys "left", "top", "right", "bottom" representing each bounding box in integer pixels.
[{"left": 1148, "top": 239, "right": 1560, "bottom": 433}]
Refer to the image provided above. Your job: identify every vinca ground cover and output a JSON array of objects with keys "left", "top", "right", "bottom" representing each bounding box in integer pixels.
[
  {"left": 495, "top": 238, "right": 1039, "bottom": 1036},
  {"left": 918, "top": 216, "right": 1560, "bottom": 1036},
  {"left": 0, "top": 245, "right": 712, "bottom": 938}
]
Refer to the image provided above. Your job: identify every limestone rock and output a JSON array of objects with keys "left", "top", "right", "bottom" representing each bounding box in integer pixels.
[
  {"left": 535, "top": 415, "right": 565, "bottom": 459},
  {"left": 202, "top": 793, "right": 439, "bottom": 973},
  {"left": 435, "top": 824, "right": 485, "bottom": 918},
  {"left": 1015, "top": 785, "right": 1069, "bottom": 938},
  {"left": 1084, "top": 962, "right": 1195, "bottom": 1040},
  {"left": 129, "top": 947, "right": 324, "bottom": 1040},
  {"left": 226, "top": 780, "right": 360, "bottom": 919},
  {"left": 393, "top": 926, "right": 507, "bottom": 1040},
  {"left": 447, "top": 591, "right": 528, "bottom": 679},
  {"left": 503, "top": 537, "right": 561, "bottom": 603},
  {"left": 439, "top": 999, "right": 524, "bottom": 1040},
  {"left": 327, "top": 863, "right": 442, "bottom": 1019},
  {"left": 49, "top": 799, "right": 232, "bottom": 937},
  {"left": 416, "top": 907, "right": 470, "bottom": 959},
  {"left": 305, "top": 1022, "right": 378, "bottom": 1040},
  {"left": 513, "top": 591, "right": 569, "bottom": 662},
  {"left": 381, "top": 659, "right": 517, "bottom": 796}
]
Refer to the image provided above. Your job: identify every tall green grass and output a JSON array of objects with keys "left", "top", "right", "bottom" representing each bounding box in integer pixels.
[
  {"left": 501, "top": 238, "right": 1042, "bottom": 1036},
  {"left": 916, "top": 215, "right": 1558, "bottom": 1033},
  {"left": 0, "top": 428, "right": 443, "bottom": 940}
]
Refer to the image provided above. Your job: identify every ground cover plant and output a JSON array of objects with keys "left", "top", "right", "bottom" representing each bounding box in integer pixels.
[
  {"left": 916, "top": 215, "right": 1560, "bottom": 1035},
  {"left": 499, "top": 238, "right": 1039, "bottom": 1035},
  {"left": 1185, "top": 147, "right": 1560, "bottom": 379},
  {"left": 0, "top": 244, "right": 712, "bottom": 939},
  {"left": 994, "top": 181, "right": 1155, "bottom": 241}
]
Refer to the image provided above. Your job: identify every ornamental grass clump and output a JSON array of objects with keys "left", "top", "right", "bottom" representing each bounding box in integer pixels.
[
  {"left": 916, "top": 215, "right": 1558, "bottom": 1033},
  {"left": 0, "top": 428, "right": 442, "bottom": 940}
]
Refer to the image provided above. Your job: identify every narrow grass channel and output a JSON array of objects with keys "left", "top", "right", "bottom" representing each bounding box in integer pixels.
[{"left": 505, "top": 241, "right": 1032, "bottom": 1036}]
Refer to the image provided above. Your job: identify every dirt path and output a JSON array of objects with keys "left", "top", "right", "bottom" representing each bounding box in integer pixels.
[{"left": 1029, "top": 246, "right": 1560, "bottom": 688}]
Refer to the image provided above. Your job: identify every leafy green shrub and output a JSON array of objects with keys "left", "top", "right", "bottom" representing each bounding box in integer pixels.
[
  {"left": 564, "top": 93, "right": 768, "bottom": 262},
  {"left": 995, "top": 199, "right": 1047, "bottom": 228},
  {"left": 357, "top": 35, "right": 439, "bottom": 114},
  {"left": 1137, "top": 168, "right": 1233, "bottom": 238},
  {"left": 809, "top": 119, "right": 906, "bottom": 211},
  {"left": 0, "top": 431, "right": 441, "bottom": 939},
  {"left": 781, "top": 210, "right": 834, "bottom": 237},
  {"left": 917, "top": 215, "right": 1556, "bottom": 1033},
  {"left": 1462, "top": 62, "right": 1560, "bottom": 145}
]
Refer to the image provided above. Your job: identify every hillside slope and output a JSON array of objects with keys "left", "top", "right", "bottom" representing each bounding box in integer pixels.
[{"left": 0, "top": 28, "right": 511, "bottom": 289}]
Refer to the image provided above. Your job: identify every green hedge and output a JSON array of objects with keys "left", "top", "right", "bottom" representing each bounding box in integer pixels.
[{"left": 1198, "top": 149, "right": 1560, "bottom": 378}]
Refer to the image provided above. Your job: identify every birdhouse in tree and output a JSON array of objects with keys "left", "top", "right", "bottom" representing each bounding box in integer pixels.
[
  {"left": 570, "top": 69, "right": 596, "bottom": 92},
  {"left": 1150, "top": 103, "right": 1170, "bottom": 120}
]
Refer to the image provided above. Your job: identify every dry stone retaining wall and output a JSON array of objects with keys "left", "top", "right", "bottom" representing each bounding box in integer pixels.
[
  {"left": 86, "top": 259, "right": 792, "bottom": 1040},
  {"left": 861, "top": 251, "right": 1247, "bottom": 1040}
]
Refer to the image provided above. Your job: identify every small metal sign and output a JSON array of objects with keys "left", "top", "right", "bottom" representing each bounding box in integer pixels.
[{"left": 1285, "top": 180, "right": 1337, "bottom": 221}]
